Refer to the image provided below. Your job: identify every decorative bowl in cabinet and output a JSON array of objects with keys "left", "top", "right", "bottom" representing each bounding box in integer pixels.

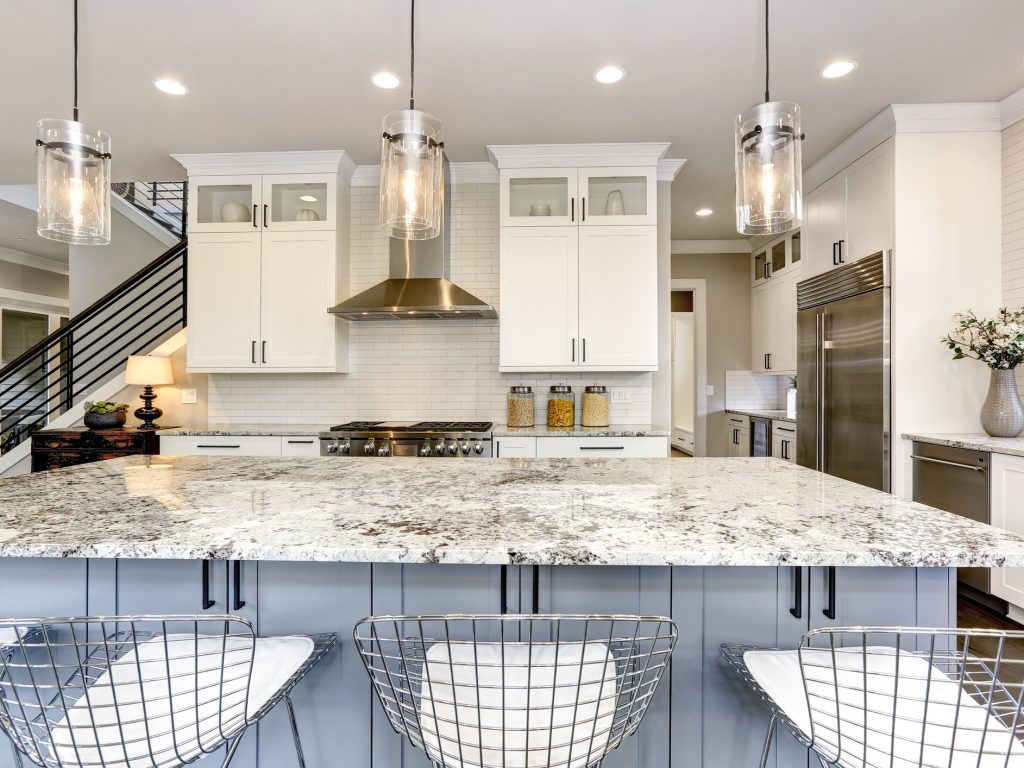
[
  {"left": 529, "top": 204, "right": 551, "bottom": 217},
  {"left": 220, "top": 202, "right": 250, "bottom": 222},
  {"left": 294, "top": 208, "right": 321, "bottom": 222}
]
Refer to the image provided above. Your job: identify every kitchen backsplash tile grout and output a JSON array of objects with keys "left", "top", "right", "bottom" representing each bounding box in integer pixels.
[{"left": 207, "top": 183, "right": 654, "bottom": 425}]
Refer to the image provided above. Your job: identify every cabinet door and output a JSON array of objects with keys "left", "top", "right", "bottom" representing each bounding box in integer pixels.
[
  {"left": 535, "top": 436, "right": 668, "bottom": 458},
  {"left": 261, "top": 230, "right": 339, "bottom": 370},
  {"left": 280, "top": 437, "right": 320, "bottom": 456},
  {"left": 578, "top": 226, "right": 657, "bottom": 368},
  {"left": 262, "top": 173, "right": 335, "bottom": 231},
  {"left": 188, "top": 175, "right": 262, "bottom": 233},
  {"left": 809, "top": 566, "right": 922, "bottom": 632},
  {"left": 751, "top": 281, "right": 772, "bottom": 372},
  {"left": 770, "top": 272, "right": 799, "bottom": 373},
  {"left": 991, "top": 454, "right": 1024, "bottom": 607},
  {"left": 500, "top": 169, "right": 578, "bottom": 227},
  {"left": 578, "top": 167, "right": 657, "bottom": 226},
  {"left": 801, "top": 175, "right": 845, "bottom": 279},
  {"left": 727, "top": 426, "right": 750, "bottom": 457},
  {"left": 187, "top": 232, "right": 262, "bottom": 370},
  {"left": 160, "top": 435, "right": 283, "bottom": 456},
  {"left": 499, "top": 227, "right": 579, "bottom": 369},
  {"left": 494, "top": 436, "right": 537, "bottom": 457},
  {"left": 844, "top": 141, "right": 893, "bottom": 263}
]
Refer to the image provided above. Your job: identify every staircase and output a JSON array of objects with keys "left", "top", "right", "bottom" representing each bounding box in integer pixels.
[
  {"left": 112, "top": 181, "right": 187, "bottom": 238},
  {"left": 0, "top": 238, "right": 187, "bottom": 459}
]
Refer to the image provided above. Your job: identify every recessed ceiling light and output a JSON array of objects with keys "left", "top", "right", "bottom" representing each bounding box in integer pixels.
[
  {"left": 695, "top": 208, "right": 713, "bottom": 217},
  {"left": 372, "top": 72, "right": 401, "bottom": 89},
  {"left": 153, "top": 78, "right": 188, "bottom": 95},
  {"left": 299, "top": 195, "right": 318, "bottom": 202},
  {"left": 821, "top": 60, "right": 857, "bottom": 79},
  {"left": 594, "top": 65, "right": 625, "bottom": 85}
]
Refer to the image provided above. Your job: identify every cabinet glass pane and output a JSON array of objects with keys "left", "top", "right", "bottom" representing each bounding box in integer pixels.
[
  {"left": 791, "top": 232, "right": 801, "bottom": 263},
  {"left": 586, "top": 175, "right": 647, "bottom": 217},
  {"left": 195, "top": 184, "right": 254, "bottom": 225},
  {"left": 754, "top": 252, "right": 767, "bottom": 281},
  {"left": 771, "top": 241, "right": 786, "bottom": 272},
  {"left": 508, "top": 177, "right": 569, "bottom": 219},
  {"left": 271, "top": 182, "right": 329, "bottom": 224}
]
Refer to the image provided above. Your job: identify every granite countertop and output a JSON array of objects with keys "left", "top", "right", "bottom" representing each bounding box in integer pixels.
[
  {"left": 492, "top": 424, "right": 670, "bottom": 437},
  {"left": 727, "top": 409, "right": 796, "bottom": 422},
  {"left": 161, "top": 424, "right": 329, "bottom": 436},
  {"left": 903, "top": 433, "right": 1024, "bottom": 458},
  {"left": 1, "top": 455, "right": 1021, "bottom": 567}
]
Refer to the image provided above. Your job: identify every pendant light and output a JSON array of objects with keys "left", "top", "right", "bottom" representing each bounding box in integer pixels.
[
  {"left": 735, "top": 0, "right": 804, "bottom": 236},
  {"left": 379, "top": 0, "right": 444, "bottom": 240},
  {"left": 36, "top": 0, "right": 112, "bottom": 245}
]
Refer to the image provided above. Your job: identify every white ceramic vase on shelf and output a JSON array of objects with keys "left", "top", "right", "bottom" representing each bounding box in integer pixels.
[
  {"left": 220, "top": 202, "right": 250, "bottom": 223},
  {"left": 605, "top": 190, "right": 625, "bottom": 215}
]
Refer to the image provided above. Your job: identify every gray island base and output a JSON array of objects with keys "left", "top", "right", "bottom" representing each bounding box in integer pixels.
[{"left": 1, "top": 455, "right": 1021, "bottom": 768}]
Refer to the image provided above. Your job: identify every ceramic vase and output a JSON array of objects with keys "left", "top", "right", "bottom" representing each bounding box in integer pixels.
[
  {"left": 220, "top": 202, "right": 250, "bottom": 223},
  {"left": 605, "top": 190, "right": 625, "bottom": 215},
  {"left": 981, "top": 368, "right": 1024, "bottom": 437}
]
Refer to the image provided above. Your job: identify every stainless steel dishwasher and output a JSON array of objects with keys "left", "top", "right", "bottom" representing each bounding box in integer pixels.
[{"left": 912, "top": 441, "right": 992, "bottom": 597}]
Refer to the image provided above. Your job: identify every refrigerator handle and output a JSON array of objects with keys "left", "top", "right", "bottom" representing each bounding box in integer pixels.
[{"left": 817, "top": 311, "right": 828, "bottom": 473}]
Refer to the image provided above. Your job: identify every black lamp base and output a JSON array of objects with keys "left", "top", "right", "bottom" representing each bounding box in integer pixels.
[{"left": 135, "top": 385, "right": 163, "bottom": 431}]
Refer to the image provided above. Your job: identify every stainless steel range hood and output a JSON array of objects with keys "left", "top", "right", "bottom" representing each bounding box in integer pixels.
[{"left": 328, "top": 159, "right": 497, "bottom": 321}]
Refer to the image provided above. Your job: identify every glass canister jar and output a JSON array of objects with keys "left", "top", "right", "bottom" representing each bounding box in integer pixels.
[
  {"left": 582, "top": 385, "right": 611, "bottom": 427},
  {"left": 507, "top": 386, "right": 535, "bottom": 427},
  {"left": 546, "top": 385, "right": 575, "bottom": 428}
]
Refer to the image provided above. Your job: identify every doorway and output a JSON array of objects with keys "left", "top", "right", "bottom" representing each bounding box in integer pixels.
[{"left": 669, "top": 279, "right": 707, "bottom": 456}]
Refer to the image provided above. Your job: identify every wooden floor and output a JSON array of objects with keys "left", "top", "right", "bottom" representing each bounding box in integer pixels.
[
  {"left": 670, "top": 447, "right": 692, "bottom": 458},
  {"left": 958, "top": 597, "right": 1024, "bottom": 686}
]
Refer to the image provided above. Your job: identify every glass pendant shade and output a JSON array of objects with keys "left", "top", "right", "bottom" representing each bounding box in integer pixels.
[
  {"left": 380, "top": 109, "right": 444, "bottom": 240},
  {"left": 735, "top": 101, "right": 802, "bottom": 236},
  {"left": 36, "top": 118, "right": 111, "bottom": 245}
]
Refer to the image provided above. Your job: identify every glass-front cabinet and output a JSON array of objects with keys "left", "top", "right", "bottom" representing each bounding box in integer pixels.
[
  {"left": 188, "top": 174, "right": 334, "bottom": 232},
  {"left": 752, "top": 229, "right": 801, "bottom": 286},
  {"left": 499, "top": 167, "right": 656, "bottom": 227}
]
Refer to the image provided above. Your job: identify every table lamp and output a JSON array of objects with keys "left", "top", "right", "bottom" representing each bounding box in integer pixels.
[{"left": 124, "top": 355, "right": 174, "bottom": 430}]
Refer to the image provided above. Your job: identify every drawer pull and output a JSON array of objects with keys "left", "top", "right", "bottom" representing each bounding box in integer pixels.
[
  {"left": 579, "top": 446, "right": 624, "bottom": 451},
  {"left": 910, "top": 454, "right": 985, "bottom": 472},
  {"left": 201, "top": 561, "right": 215, "bottom": 610},
  {"left": 197, "top": 444, "right": 240, "bottom": 449},
  {"left": 232, "top": 560, "right": 246, "bottom": 610},
  {"left": 776, "top": 426, "right": 795, "bottom": 433},
  {"left": 287, "top": 440, "right": 314, "bottom": 444}
]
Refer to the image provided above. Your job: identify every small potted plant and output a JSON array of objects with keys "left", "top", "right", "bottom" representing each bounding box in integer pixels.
[
  {"left": 83, "top": 401, "right": 129, "bottom": 430},
  {"left": 943, "top": 308, "right": 1024, "bottom": 437}
]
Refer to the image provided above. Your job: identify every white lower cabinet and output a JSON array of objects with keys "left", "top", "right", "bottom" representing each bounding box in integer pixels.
[
  {"left": 493, "top": 436, "right": 538, "bottom": 458},
  {"left": 160, "top": 435, "right": 297, "bottom": 456},
  {"left": 991, "top": 453, "right": 1024, "bottom": 608},
  {"left": 725, "top": 414, "right": 751, "bottom": 457},
  {"left": 771, "top": 420, "right": 797, "bottom": 463},
  {"left": 281, "top": 436, "right": 321, "bottom": 456},
  {"left": 494, "top": 435, "right": 667, "bottom": 458}
]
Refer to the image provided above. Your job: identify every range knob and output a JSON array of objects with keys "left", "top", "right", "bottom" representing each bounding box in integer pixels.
[
  {"left": 460, "top": 442, "right": 471, "bottom": 455},
  {"left": 447, "top": 441, "right": 458, "bottom": 455},
  {"left": 419, "top": 442, "right": 432, "bottom": 457},
  {"left": 435, "top": 439, "right": 446, "bottom": 455},
  {"left": 340, "top": 440, "right": 351, "bottom": 455},
  {"left": 377, "top": 442, "right": 391, "bottom": 457},
  {"left": 326, "top": 441, "right": 339, "bottom": 454},
  {"left": 363, "top": 438, "right": 376, "bottom": 456},
  {"left": 473, "top": 441, "right": 485, "bottom": 455}
]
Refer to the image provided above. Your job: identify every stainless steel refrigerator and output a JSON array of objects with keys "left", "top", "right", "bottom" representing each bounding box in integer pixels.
[{"left": 796, "top": 250, "right": 891, "bottom": 491}]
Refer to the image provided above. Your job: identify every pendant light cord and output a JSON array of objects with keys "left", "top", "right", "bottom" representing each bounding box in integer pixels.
[
  {"left": 73, "top": 0, "right": 80, "bottom": 121},
  {"left": 409, "top": 0, "right": 415, "bottom": 110},
  {"left": 764, "top": 0, "right": 770, "bottom": 103}
]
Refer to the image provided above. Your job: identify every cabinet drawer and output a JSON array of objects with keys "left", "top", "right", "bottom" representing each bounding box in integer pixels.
[
  {"left": 535, "top": 436, "right": 667, "bottom": 459},
  {"left": 726, "top": 413, "right": 750, "bottom": 429},
  {"left": 281, "top": 437, "right": 320, "bottom": 457},
  {"left": 494, "top": 436, "right": 538, "bottom": 458},
  {"left": 160, "top": 435, "right": 282, "bottom": 456}
]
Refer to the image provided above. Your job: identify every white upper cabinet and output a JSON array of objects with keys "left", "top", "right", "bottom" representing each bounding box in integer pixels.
[
  {"left": 499, "top": 167, "right": 657, "bottom": 228},
  {"left": 500, "top": 170, "right": 578, "bottom": 227},
  {"left": 578, "top": 167, "right": 657, "bottom": 226},
  {"left": 499, "top": 227, "right": 579, "bottom": 368},
  {"left": 176, "top": 152, "right": 353, "bottom": 373},
  {"left": 802, "top": 139, "right": 893, "bottom": 279}
]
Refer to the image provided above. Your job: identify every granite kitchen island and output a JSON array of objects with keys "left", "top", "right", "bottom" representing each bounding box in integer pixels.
[{"left": 1, "top": 455, "right": 1023, "bottom": 768}]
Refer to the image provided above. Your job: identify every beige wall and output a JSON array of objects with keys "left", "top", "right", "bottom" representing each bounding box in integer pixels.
[
  {"left": 0, "top": 259, "right": 68, "bottom": 300},
  {"left": 671, "top": 252, "right": 751, "bottom": 456},
  {"left": 96, "top": 344, "right": 209, "bottom": 429}
]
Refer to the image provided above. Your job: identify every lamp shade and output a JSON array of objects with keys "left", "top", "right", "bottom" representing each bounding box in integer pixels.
[
  {"left": 124, "top": 355, "right": 174, "bottom": 386},
  {"left": 380, "top": 109, "right": 444, "bottom": 240},
  {"left": 735, "top": 101, "right": 803, "bottom": 236},
  {"left": 36, "top": 118, "right": 112, "bottom": 245}
]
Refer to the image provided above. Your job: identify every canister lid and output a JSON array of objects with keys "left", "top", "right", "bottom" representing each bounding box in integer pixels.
[
  {"left": 510, "top": 385, "right": 533, "bottom": 394},
  {"left": 584, "top": 385, "right": 608, "bottom": 393},
  {"left": 549, "top": 384, "right": 573, "bottom": 394}
]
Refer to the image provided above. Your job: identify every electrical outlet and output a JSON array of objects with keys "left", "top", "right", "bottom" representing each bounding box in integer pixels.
[
  {"left": 706, "top": 385, "right": 715, "bottom": 397},
  {"left": 611, "top": 389, "right": 632, "bottom": 403},
  {"left": 180, "top": 388, "right": 198, "bottom": 404}
]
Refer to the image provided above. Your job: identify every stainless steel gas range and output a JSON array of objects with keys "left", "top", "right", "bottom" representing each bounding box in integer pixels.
[{"left": 319, "top": 421, "right": 493, "bottom": 458}]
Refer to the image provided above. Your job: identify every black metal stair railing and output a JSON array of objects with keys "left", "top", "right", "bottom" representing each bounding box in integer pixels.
[
  {"left": 111, "top": 181, "right": 187, "bottom": 238},
  {"left": 0, "top": 239, "right": 187, "bottom": 455}
]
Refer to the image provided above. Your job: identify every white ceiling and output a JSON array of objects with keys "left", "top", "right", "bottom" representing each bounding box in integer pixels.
[
  {"left": 0, "top": 201, "right": 68, "bottom": 264},
  {"left": 2, "top": 0, "right": 1023, "bottom": 240}
]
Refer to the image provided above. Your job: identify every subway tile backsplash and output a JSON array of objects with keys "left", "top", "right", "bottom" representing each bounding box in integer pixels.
[
  {"left": 207, "top": 184, "right": 654, "bottom": 425},
  {"left": 724, "top": 370, "right": 791, "bottom": 411}
]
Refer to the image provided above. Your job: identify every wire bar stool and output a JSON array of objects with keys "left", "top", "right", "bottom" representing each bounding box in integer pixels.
[
  {"left": 354, "top": 614, "right": 677, "bottom": 768},
  {"left": 0, "top": 615, "right": 336, "bottom": 768},
  {"left": 722, "top": 627, "right": 1024, "bottom": 768}
]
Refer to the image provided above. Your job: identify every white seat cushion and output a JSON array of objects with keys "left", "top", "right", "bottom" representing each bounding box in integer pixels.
[
  {"left": 0, "top": 627, "right": 29, "bottom": 647},
  {"left": 419, "top": 641, "right": 617, "bottom": 768},
  {"left": 51, "top": 633, "right": 313, "bottom": 768},
  {"left": 744, "top": 646, "right": 1024, "bottom": 768}
]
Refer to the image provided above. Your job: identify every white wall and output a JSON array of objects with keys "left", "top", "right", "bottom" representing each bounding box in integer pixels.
[
  {"left": 206, "top": 183, "right": 654, "bottom": 425},
  {"left": 891, "top": 130, "right": 1003, "bottom": 497},
  {"left": 0, "top": 257, "right": 67, "bottom": 301},
  {"left": 651, "top": 180, "right": 673, "bottom": 428},
  {"left": 1004, "top": 118, "right": 1024, "bottom": 306}
]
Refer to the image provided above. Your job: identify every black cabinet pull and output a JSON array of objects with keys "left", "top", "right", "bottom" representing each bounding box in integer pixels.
[
  {"left": 732, "top": 428, "right": 739, "bottom": 444},
  {"left": 571, "top": 338, "right": 575, "bottom": 362},
  {"left": 287, "top": 439, "right": 314, "bottom": 444},
  {"left": 581, "top": 197, "right": 586, "bottom": 222},
  {"left": 582, "top": 338, "right": 586, "bottom": 362},
  {"left": 789, "top": 567, "right": 802, "bottom": 619},
  {"left": 263, "top": 204, "right": 269, "bottom": 228},
  {"left": 579, "top": 445, "right": 624, "bottom": 450},
  {"left": 764, "top": 353, "right": 769, "bottom": 370},
  {"left": 252, "top": 204, "right": 258, "bottom": 228},
  {"left": 232, "top": 560, "right": 246, "bottom": 610},
  {"left": 832, "top": 242, "right": 839, "bottom": 266},
  {"left": 532, "top": 564, "right": 540, "bottom": 614},
  {"left": 823, "top": 566, "right": 837, "bottom": 620},
  {"left": 500, "top": 564, "right": 508, "bottom": 615},
  {"left": 197, "top": 444, "right": 240, "bottom": 449},
  {"left": 837, "top": 240, "right": 845, "bottom": 264},
  {"left": 781, "top": 439, "right": 789, "bottom": 460},
  {"left": 570, "top": 197, "right": 575, "bottom": 222},
  {"left": 201, "top": 561, "right": 215, "bottom": 610},
  {"left": 262, "top": 340, "right": 267, "bottom": 364},
  {"left": 251, "top": 340, "right": 256, "bottom": 364}
]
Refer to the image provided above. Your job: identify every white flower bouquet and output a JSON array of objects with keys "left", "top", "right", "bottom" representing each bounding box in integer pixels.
[{"left": 943, "top": 308, "right": 1024, "bottom": 370}]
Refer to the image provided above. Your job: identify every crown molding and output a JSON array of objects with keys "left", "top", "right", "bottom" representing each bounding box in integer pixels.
[
  {"left": 1001, "top": 84, "right": 1024, "bottom": 129},
  {"left": 0, "top": 246, "right": 68, "bottom": 275},
  {"left": 487, "top": 142, "right": 672, "bottom": 169},
  {"left": 0, "top": 287, "right": 68, "bottom": 314},
  {"left": 351, "top": 161, "right": 499, "bottom": 187},
  {"left": 172, "top": 150, "right": 355, "bottom": 179},
  {"left": 658, "top": 159, "right": 687, "bottom": 181},
  {"left": 671, "top": 239, "right": 752, "bottom": 254}
]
